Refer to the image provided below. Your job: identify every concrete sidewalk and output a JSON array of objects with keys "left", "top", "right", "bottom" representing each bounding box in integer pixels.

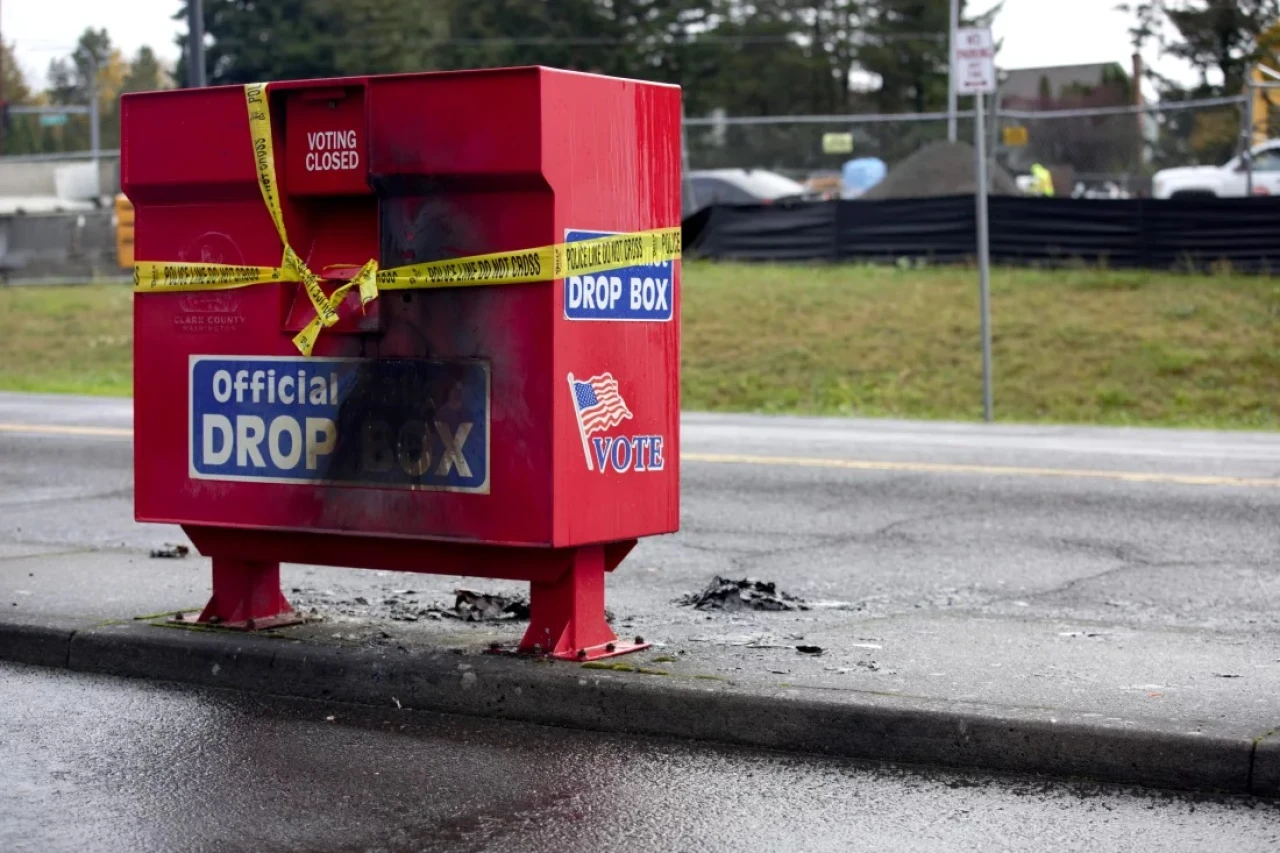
[{"left": 2, "top": 546, "right": 1277, "bottom": 798}]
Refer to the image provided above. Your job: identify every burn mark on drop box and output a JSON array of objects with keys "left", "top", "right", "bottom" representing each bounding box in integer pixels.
[{"left": 310, "top": 355, "right": 488, "bottom": 513}]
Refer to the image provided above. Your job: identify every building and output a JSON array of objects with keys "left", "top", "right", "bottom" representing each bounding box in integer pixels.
[
  {"left": 995, "top": 62, "right": 1154, "bottom": 193},
  {"left": 999, "top": 62, "right": 1134, "bottom": 112}
]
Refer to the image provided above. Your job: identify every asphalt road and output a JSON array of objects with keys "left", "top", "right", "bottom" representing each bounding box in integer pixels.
[
  {"left": 3, "top": 662, "right": 1277, "bottom": 853},
  {"left": 4, "top": 394, "right": 1280, "bottom": 846},
  {"left": 1, "top": 392, "right": 1278, "bottom": 637},
  {"left": 4, "top": 392, "right": 1279, "bottom": 733}
]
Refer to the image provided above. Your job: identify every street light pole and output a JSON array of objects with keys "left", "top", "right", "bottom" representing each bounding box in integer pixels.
[
  {"left": 947, "top": 0, "right": 959, "bottom": 142},
  {"left": 188, "top": 0, "right": 207, "bottom": 88}
]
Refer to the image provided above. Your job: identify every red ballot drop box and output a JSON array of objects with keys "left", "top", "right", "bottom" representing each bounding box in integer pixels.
[{"left": 122, "top": 67, "right": 681, "bottom": 660}]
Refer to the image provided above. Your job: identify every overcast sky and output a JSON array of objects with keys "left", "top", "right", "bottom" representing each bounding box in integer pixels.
[{"left": 4, "top": 0, "right": 1194, "bottom": 94}]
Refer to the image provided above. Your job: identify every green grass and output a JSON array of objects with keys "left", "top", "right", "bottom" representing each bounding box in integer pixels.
[
  {"left": 0, "top": 284, "right": 132, "bottom": 396},
  {"left": 682, "top": 263, "right": 1280, "bottom": 429},
  {"left": 3, "top": 267, "right": 1279, "bottom": 429}
]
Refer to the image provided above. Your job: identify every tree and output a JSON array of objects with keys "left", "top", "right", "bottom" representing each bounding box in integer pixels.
[
  {"left": 174, "top": 0, "right": 457, "bottom": 85},
  {"left": 853, "top": 0, "right": 996, "bottom": 116},
  {"left": 46, "top": 28, "right": 114, "bottom": 105},
  {"left": 595, "top": 0, "right": 715, "bottom": 86},
  {"left": 1119, "top": 1, "right": 1280, "bottom": 165},
  {"left": 174, "top": 0, "right": 344, "bottom": 86},
  {"left": 45, "top": 57, "right": 79, "bottom": 106},
  {"left": 39, "top": 29, "right": 125, "bottom": 151},
  {"left": 665, "top": 0, "right": 871, "bottom": 117},
  {"left": 0, "top": 40, "right": 49, "bottom": 155},
  {"left": 809, "top": 0, "right": 870, "bottom": 112},
  {"left": 122, "top": 46, "right": 169, "bottom": 93},
  {"left": 690, "top": 10, "right": 829, "bottom": 117},
  {"left": 1164, "top": 0, "right": 1280, "bottom": 91},
  {"left": 1, "top": 42, "right": 33, "bottom": 105},
  {"left": 327, "top": 0, "right": 449, "bottom": 76}
]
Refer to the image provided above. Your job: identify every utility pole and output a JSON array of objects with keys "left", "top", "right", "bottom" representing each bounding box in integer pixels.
[
  {"left": 1, "top": 0, "right": 6, "bottom": 156},
  {"left": 988, "top": 74, "right": 1004, "bottom": 188},
  {"left": 1132, "top": 52, "right": 1144, "bottom": 190},
  {"left": 88, "top": 53, "right": 100, "bottom": 195},
  {"left": 947, "top": 0, "right": 959, "bottom": 142},
  {"left": 1245, "top": 70, "right": 1255, "bottom": 197},
  {"left": 188, "top": 0, "right": 207, "bottom": 88},
  {"left": 680, "top": 103, "right": 696, "bottom": 216}
]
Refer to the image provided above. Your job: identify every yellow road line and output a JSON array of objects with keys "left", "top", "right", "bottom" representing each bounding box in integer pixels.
[
  {"left": 0, "top": 423, "right": 133, "bottom": 438},
  {"left": 681, "top": 452, "right": 1280, "bottom": 489},
  {"left": 0, "top": 422, "right": 1273, "bottom": 488}
]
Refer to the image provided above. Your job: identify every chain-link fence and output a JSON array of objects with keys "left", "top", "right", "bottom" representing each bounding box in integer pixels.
[
  {"left": 684, "top": 112, "right": 973, "bottom": 182},
  {"left": 0, "top": 97, "right": 1253, "bottom": 206},
  {"left": 685, "top": 95, "right": 1250, "bottom": 199}
]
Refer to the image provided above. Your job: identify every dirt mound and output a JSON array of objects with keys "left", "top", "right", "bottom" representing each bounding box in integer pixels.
[{"left": 862, "top": 141, "right": 1019, "bottom": 200}]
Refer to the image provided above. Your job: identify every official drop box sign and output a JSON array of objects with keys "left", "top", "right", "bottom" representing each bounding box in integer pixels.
[
  {"left": 188, "top": 355, "right": 490, "bottom": 493},
  {"left": 563, "top": 229, "right": 674, "bottom": 322}
]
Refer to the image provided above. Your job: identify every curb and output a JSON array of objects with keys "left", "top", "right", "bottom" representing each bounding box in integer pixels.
[
  {"left": 2, "top": 618, "right": 1274, "bottom": 798},
  {"left": 1, "top": 615, "right": 83, "bottom": 668},
  {"left": 1256, "top": 732, "right": 1279, "bottom": 797}
]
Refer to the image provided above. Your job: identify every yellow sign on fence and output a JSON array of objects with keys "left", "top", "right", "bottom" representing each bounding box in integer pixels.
[
  {"left": 1002, "top": 126, "right": 1029, "bottom": 147},
  {"left": 822, "top": 132, "right": 854, "bottom": 155}
]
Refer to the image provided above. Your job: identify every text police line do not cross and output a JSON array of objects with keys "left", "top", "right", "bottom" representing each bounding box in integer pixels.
[
  {"left": 563, "top": 230, "right": 674, "bottom": 322},
  {"left": 189, "top": 357, "right": 490, "bottom": 492}
]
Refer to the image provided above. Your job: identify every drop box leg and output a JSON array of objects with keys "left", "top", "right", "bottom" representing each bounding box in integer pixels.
[
  {"left": 183, "top": 557, "right": 302, "bottom": 630},
  {"left": 517, "top": 545, "right": 649, "bottom": 661}
]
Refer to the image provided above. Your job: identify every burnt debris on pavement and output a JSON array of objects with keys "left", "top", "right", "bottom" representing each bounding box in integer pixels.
[
  {"left": 449, "top": 590, "right": 531, "bottom": 622},
  {"left": 678, "top": 577, "right": 809, "bottom": 612}
]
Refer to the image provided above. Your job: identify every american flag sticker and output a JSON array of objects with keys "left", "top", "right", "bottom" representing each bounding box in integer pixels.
[{"left": 568, "top": 372, "right": 633, "bottom": 470}]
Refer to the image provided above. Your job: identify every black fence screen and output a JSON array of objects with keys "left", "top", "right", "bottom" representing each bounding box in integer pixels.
[{"left": 683, "top": 196, "right": 1280, "bottom": 272}]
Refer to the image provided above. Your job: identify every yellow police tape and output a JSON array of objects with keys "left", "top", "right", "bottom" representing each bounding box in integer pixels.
[{"left": 132, "top": 82, "right": 682, "bottom": 356}]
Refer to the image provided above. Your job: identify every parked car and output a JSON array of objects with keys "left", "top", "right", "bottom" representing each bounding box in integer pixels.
[
  {"left": 1071, "top": 180, "right": 1132, "bottom": 200},
  {"left": 803, "top": 171, "right": 844, "bottom": 201},
  {"left": 683, "top": 168, "right": 812, "bottom": 218},
  {"left": 1151, "top": 141, "right": 1280, "bottom": 198}
]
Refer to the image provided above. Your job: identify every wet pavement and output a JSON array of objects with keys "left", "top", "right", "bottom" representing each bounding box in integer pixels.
[
  {"left": 2, "top": 393, "right": 1279, "bottom": 796},
  {"left": 2, "top": 662, "right": 1278, "bottom": 853}
]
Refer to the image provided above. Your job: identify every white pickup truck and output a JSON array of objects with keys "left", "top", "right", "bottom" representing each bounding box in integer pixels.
[{"left": 1151, "top": 141, "right": 1280, "bottom": 198}]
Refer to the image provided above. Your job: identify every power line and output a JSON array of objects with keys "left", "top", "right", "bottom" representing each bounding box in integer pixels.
[
  {"left": 1000, "top": 93, "right": 1246, "bottom": 120},
  {"left": 201, "top": 32, "right": 950, "bottom": 49},
  {"left": 685, "top": 109, "right": 976, "bottom": 126},
  {"left": 680, "top": 94, "right": 1248, "bottom": 127}
]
